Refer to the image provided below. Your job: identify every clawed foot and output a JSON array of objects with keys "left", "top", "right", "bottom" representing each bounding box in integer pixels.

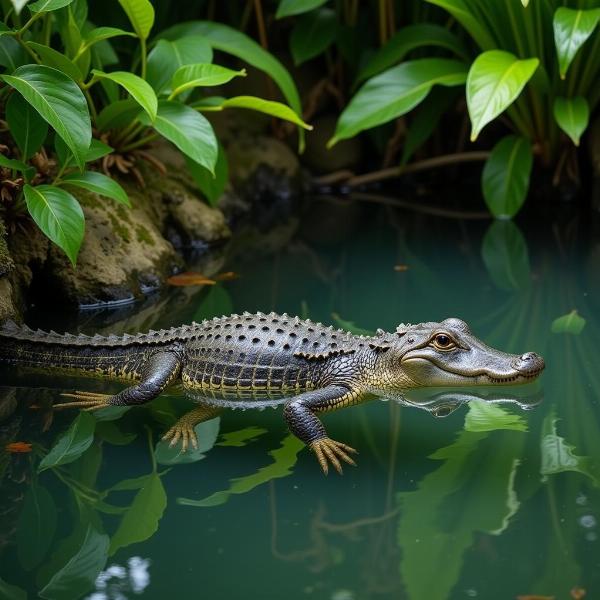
[
  {"left": 310, "top": 437, "right": 357, "bottom": 475},
  {"left": 162, "top": 421, "right": 198, "bottom": 452},
  {"left": 54, "top": 391, "right": 113, "bottom": 411}
]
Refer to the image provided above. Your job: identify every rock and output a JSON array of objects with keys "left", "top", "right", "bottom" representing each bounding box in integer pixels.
[{"left": 0, "top": 218, "right": 13, "bottom": 277}]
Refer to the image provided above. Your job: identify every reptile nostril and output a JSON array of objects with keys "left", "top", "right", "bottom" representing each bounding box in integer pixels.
[{"left": 521, "top": 352, "right": 535, "bottom": 361}]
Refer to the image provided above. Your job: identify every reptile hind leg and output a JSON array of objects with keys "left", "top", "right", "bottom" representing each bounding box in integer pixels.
[
  {"left": 162, "top": 405, "right": 222, "bottom": 452},
  {"left": 55, "top": 391, "right": 112, "bottom": 411}
]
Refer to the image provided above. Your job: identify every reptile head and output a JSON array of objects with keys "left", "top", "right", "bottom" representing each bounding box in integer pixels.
[{"left": 372, "top": 318, "right": 545, "bottom": 391}]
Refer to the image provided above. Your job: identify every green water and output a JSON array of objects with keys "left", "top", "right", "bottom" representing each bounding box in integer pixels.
[{"left": 1, "top": 197, "right": 599, "bottom": 600}]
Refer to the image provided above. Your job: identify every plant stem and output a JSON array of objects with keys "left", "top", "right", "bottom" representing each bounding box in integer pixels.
[
  {"left": 378, "top": 0, "right": 387, "bottom": 46},
  {"left": 116, "top": 122, "right": 146, "bottom": 148},
  {"left": 83, "top": 88, "right": 98, "bottom": 123},
  {"left": 140, "top": 37, "right": 147, "bottom": 80},
  {"left": 10, "top": 33, "right": 41, "bottom": 63},
  {"left": 253, "top": 0, "right": 268, "bottom": 49},
  {"left": 146, "top": 426, "right": 157, "bottom": 473},
  {"left": 17, "top": 11, "right": 41, "bottom": 36},
  {"left": 120, "top": 133, "right": 158, "bottom": 153},
  {"left": 52, "top": 160, "right": 71, "bottom": 185}
]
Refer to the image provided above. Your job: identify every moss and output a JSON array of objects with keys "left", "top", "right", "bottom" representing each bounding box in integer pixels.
[
  {"left": 107, "top": 211, "right": 131, "bottom": 243},
  {"left": 0, "top": 217, "right": 14, "bottom": 276},
  {"left": 135, "top": 223, "right": 153, "bottom": 245}
]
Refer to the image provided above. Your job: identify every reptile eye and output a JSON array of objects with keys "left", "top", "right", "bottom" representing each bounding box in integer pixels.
[{"left": 433, "top": 334, "right": 454, "bottom": 350}]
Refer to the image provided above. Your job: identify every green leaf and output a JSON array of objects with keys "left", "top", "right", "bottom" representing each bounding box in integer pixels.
[
  {"left": 0, "top": 36, "right": 29, "bottom": 72},
  {"left": 551, "top": 310, "right": 586, "bottom": 335},
  {"left": 170, "top": 63, "right": 245, "bottom": 98},
  {"left": 6, "top": 92, "right": 48, "bottom": 160},
  {"left": 16, "top": 482, "right": 57, "bottom": 570},
  {"left": 193, "top": 285, "right": 233, "bottom": 322},
  {"left": 54, "top": 137, "right": 113, "bottom": 168},
  {"left": 290, "top": 8, "right": 336, "bottom": 65},
  {"left": 356, "top": 24, "right": 469, "bottom": 85},
  {"left": 26, "top": 42, "right": 83, "bottom": 81},
  {"left": 553, "top": 96, "right": 589, "bottom": 146},
  {"left": 158, "top": 21, "right": 304, "bottom": 149},
  {"left": 95, "top": 420, "right": 137, "bottom": 445},
  {"left": 0, "top": 577, "right": 26, "bottom": 600},
  {"left": 38, "top": 412, "right": 95, "bottom": 471},
  {"left": 467, "top": 50, "right": 539, "bottom": 141},
  {"left": 482, "top": 134, "right": 532, "bottom": 218},
  {"left": 330, "top": 313, "right": 373, "bottom": 336},
  {"left": 139, "top": 100, "right": 218, "bottom": 174},
  {"left": 107, "top": 473, "right": 153, "bottom": 492},
  {"left": 178, "top": 434, "right": 303, "bottom": 507},
  {"left": 109, "top": 473, "right": 167, "bottom": 555},
  {"left": 185, "top": 141, "right": 228, "bottom": 206},
  {"left": 481, "top": 220, "right": 531, "bottom": 291},
  {"left": 96, "top": 98, "right": 141, "bottom": 131},
  {"left": 220, "top": 96, "right": 311, "bottom": 129},
  {"left": 28, "top": 0, "right": 74, "bottom": 12},
  {"left": 61, "top": 171, "right": 130, "bottom": 207},
  {"left": 217, "top": 426, "right": 268, "bottom": 447},
  {"left": 92, "top": 70, "right": 157, "bottom": 122},
  {"left": 117, "top": 0, "right": 154, "bottom": 40},
  {"left": 330, "top": 58, "right": 467, "bottom": 146},
  {"left": 553, "top": 7, "right": 600, "bottom": 79},
  {"left": 155, "top": 417, "right": 220, "bottom": 465},
  {"left": 9, "top": 0, "right": 30, "bottom": 16},
  {"left": 80, "top": 26, "right": 135, "bottom": 52},
  {"left": 85, "top": 138, "right": 114, "bottom": 161},
  {"left": 276, "top": 0, "right": 328, "bottom": 18},
  {"left": 1, "top": 65, "right": 91, "bottom": 170},
  {"left": 146, "top": 36, "right": 213, "bottom": 93},
  {"left": 39, "top": 525, "right": 109, "bottom": 600},
  {"left": 464, "top": 400, "right": 528, "bottom": 433},
  {"left": 0, "top": 153, "right": 36, "bottom": 181}
]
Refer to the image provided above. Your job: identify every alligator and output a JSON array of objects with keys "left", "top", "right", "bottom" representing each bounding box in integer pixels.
[{"left": 0, "top": 313, "right": 545, "bottom": 474}]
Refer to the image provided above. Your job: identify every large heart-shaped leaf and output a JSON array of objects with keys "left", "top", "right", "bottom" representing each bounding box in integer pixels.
[
  {"left": 276, "top": 0, "right": 328, "bottom": 18},
  {"left": 329, "top": 58, "right": 467, "bottom": 146},
  {"left": 139, "top": 100, "right": 217, "bottom": 173},
  {"left": 553, "top": 96, "right": 589, "bottom": 146},
  {"left": 553, "top": 7, "right": 600, "bottom": 79},
  {"left": 92, "top": 70, "right": 157, "bottom": 122},
  {"left": 24, "top": 184, "right": 85, "bottom": 265},
  {"left": 467, "top": 50, "right": 539, "bottom": 141},
  {"left": 117, "top": 0, "right": 154, "bottom": 40},
  {"left": 38, "top": 412, "right": 96, "bottom": 470},
  {"left": 481, "top": 134, "right": 533, "bottom": 218},
  {"left": 61, "top": 171, "right": 130, "bottom": 206},
  {"left": 1, "top": 65, "right": 91, "bottom": 170},
  {"left": 170, "top": 63, "right": 245, "bottom": 98},
  {"left": 146, "top": 35, "right": 213, "bottom": 93},
  {"left": 6, "top": 92, "right": 48, "bottom": 160},
  {"left": 290, "top": 8, "right": 337, "bottom": 65},
  {"left": 28, "top": 0, "right": 74, "bottom": 12}
]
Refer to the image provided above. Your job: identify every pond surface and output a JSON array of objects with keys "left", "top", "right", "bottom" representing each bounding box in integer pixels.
[{"left": 1, "top": 194, "right": 599, "bottom": 600}]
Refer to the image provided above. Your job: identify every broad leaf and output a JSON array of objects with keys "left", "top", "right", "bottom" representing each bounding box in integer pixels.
[
  {"left": 553, "top": 7, "right": 600, "bottom": 79},
  {"left": 0, "top": 577, "right": 26, "bottom": 600},
  {"left": 155, "top": 417, "right": 220, "bottom": 465},
  {"left": 0, "top": 153, "right": 35, "bottom": 180},
  {"left": 146, "top": 36, "right": 212, "bottom": 93},
  {"left": 27, "top": 42, "right": 82, "bottom": 81},
  {"left": 55, "top": 136, "right": 113, "bottom": 168},
  {"left": 28, "top": 0, "right": 74, "bottom": 12},
  {"left": 481, "top": 220, "right": 531, "bottom": 291},
  {"left": 464, "top": 401, "right": 527, "bottom": 433},
  {"left": 220, "top": 96, "right": 311, "bottom": 129},
  {"left": 0, "top": 36, "right": 30, "bottom": 72},
  {"left": 39, "top": 525, "right": 109, "bottom": 600},
  {"left": 170, "top": 63, "right": 245, "bottom": 97},
  {"left": 185, "top": 142, "right": 228, "bottom": 206},
  {"left": 553, "top": 96, "right": 589, "bottom": 146},
  {"left": 356, "top": 24, "right": 469, "bottom": 84},
  {"left": 80, "top": 26, "right": 135, "bottom": 52},
  {"left": 1, "top": 65, "right": 91, "bottom": 170},
  {"left": 24, "top": 184, "right": 85, "bottom": 265},
  {"left": 467, "top": 51, "right": 539, "bottom": 141},
  {"left": 139, "top": 100, "right": 217, "bottom": 173},
  {"left": 290, "top": 8, "right": 337, "bottom": 65},
  {"left": 92, "top": 70, "right": 157, "bottom": 122},
  {"left": 38, "top": 412, "right": 95, "bottom": 471},
  {"left": 117, "top": 0, "right": 154, "bottom": 40},
  {"left": 6, "top": 92, "right": 48, "bottom": 160},
  {"left": 96, "top": 98, "right": 141, "bottom": 131},
  {"left": 329, "top": 58, "right": 467, "bottom": 145},
  {"left": 481, "top": 134, "right": 532, "bottom": 218},
  {"left": 109, "top": 473, "right": 167, "bottom": 555},
  {"left": 276, "top": 0, "right": 328, "bottom": 18},
  {"left": 551, "top": 310, "right": 586, "bottom": 335},
  {"left": 61, "top": 171, "right": 130, "bottom": 207},
  {"left": 16, "top": 482, "right": 57, "bottom": 570}
]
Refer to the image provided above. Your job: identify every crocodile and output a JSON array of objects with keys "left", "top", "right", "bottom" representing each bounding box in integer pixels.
[{"left": 0, "top": 313, "right": 545, "bottom": 474}]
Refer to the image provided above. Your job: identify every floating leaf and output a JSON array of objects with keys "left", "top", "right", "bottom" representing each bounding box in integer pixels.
[
  {"left": 482, "top": 134, "right": 533, "bottom": 218},
  {"left": 109, "top": 473, "right": 167, "bottom": 555},
  {"left": 467, "top": 50, "right": 538, "bottom": 141},
  {"left": 465, "top": 400, "right": 528, "bottom": 433},
  {"left": 553, "top": 7, "right": 600, "bottom": 79},
  {"left": 170, "top": 63, "right": 245, "bottom": 98},
  {"left": 155, "top": 417, "right": 220, "bottom": 465},
  {"left": 276, "top": 0, "right": 328, "bottom": 18},
  {"left": 167, "top": 272, "right": 216, "bottom": 286},
  {"left": 16, "top": 482, "right": 57, "bottom": 570},
  {"left": 290, "top": 8, "right": 337, "bottom": 65},
  {"left": 117, "top": 0, "right": 154, "bottom": 40},
  {"left": 553, "top": 96, "right": 589, "bottom": 146},
  {"left": 61, "top": 171, "right": 130, "bottom": 207},
  {"left": 217, "top": 426, "right": 268, "bottom": 447},
  {"left": 38, "top": 412, "right": 96, "bottom": 471},
  {"left": 551, "top": 310, "right": 586, "bottom": 335},
  {"left": 5, "top": 441, "right": 32, "bottom": 453},
  {"left": 95, "top": 421, "right": 137, "bottom": 446}
]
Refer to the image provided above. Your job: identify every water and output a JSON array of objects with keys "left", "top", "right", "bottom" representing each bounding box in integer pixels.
[{"left": 1, "top": 195, "right": 599, "bottom": 600}]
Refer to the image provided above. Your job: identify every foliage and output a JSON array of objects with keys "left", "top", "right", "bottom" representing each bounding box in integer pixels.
[{"left": 0, "top": 0, "right": 307, "bottom": 264}]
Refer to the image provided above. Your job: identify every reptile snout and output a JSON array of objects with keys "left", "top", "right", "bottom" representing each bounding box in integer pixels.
[{"left": 514, "top": 352, "right": 545, "bottom": 376}]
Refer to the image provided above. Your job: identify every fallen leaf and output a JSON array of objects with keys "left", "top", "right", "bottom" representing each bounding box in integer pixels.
[
  {"left": 167, "top": 272, "right": 216, "bottom": 287},
  {"left": 394, "top": 264, "right": 409, "bottom": 272},
  {"left": 5, "top": 442, "right": 32, "bottom": 453},
  {"left": 571, "top": 588, "right": 586, "bottom": 600},
  {"left": 213, "top": 271, "right": 240, "bottom": 281}
]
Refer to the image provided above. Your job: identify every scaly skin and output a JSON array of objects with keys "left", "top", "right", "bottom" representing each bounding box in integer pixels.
[{"left": 0, "top": 313, "right": 545, "bottom": 474}]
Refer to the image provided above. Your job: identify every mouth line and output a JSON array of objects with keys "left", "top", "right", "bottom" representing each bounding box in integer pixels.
[{"left": 484, "top": 370, "right": 543, "bottom": 384}]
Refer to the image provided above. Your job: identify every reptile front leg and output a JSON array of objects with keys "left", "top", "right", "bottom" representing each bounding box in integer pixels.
[
  {"left": 55, "top": 350, "right": 182, "bottom": 411},
  {"left": 283, "top": 385, "right": 361, "bottom": 475},
  {"left": 162, "top": 404, "right": 222, "bottom": 451}
]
